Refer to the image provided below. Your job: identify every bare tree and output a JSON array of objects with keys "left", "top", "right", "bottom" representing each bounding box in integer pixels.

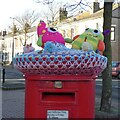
[
  {"left": 44, "top": 2, "right": 60, "bottom": 27},
  {"left": 34, "top": 0, "right": 68, "bottom": 27},
  {"left": 34, "top": 0, "right": 92, "bottom": 27},
  {"left": 14, "top": 10, "right": 39, "bottom": 46}
]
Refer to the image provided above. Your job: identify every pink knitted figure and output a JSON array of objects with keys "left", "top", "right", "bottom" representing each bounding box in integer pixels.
[{"left": 37, "top": 21, "right": 65, "bottom": 48}]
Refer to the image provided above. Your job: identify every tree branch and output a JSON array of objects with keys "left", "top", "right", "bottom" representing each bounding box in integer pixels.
[
  {"left": 66, "top": 0, "right": 92, "bottom": 12},
  {"left": 34, "top": 0, "right": 54, "bottom": 5}
]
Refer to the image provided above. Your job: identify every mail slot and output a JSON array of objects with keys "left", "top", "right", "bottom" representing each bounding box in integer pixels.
[{"left": 42, "top": 92, "right": 75, "bottom": 102}]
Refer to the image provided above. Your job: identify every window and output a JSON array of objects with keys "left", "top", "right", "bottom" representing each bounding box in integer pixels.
[
  {"left": 96, "top": 23, "right": 99, "bottom": 29},
  {"left": 71, "top": 28, "right": 74, "bottom": 39},
  {"left": 10, "top": 39, "right": 12, "bottom": 48},
  {"left": 111, "top": 26, "right": 115, "bottom": 41},
  {"left": 15, "top": 38, "right": 19, "bottom": 48},
  {"left": 63, "top": 30, "right": 66, "bottom": 37},
  {"left": 85, "top": 25, "right": 88, "bottom": 29},
  {"left": 3, "top": 52, "right": 9, "bottom": 61}
]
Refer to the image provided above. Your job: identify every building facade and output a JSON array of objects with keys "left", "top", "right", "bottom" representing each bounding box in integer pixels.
[{"left": 0, "top": 29, "right": 38, "bottom": 64}]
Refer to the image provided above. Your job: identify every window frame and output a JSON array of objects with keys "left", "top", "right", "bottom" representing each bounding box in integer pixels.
[{"left": 111, "top": 26, "right": 115, "bottom": 41}]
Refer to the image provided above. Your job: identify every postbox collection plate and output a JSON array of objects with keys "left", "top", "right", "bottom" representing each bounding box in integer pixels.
[{"left": 47, "top": 110, "right": 68, "bottom": 120}]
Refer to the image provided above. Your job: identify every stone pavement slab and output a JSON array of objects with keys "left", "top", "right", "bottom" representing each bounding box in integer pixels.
[{"left": 2, "top": 89, "right": 25, "bottom": 118}]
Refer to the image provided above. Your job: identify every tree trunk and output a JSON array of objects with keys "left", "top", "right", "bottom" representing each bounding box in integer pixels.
[{"left": 100, "top": 2, "right": 113, "bottom": 112}]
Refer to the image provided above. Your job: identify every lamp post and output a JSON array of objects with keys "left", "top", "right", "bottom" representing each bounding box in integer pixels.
[
  {"left": 1, "top": 30, "right": 6, "bottom": 83},
  {"left": 10, "top": 17, "right": 15, "bottom": 67}
]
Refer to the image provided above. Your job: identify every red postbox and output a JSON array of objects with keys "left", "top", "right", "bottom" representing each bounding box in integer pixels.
[
  {"left": 14, "top": 47, "right": 107, "bottom": 119},
  {"left": 24, "top": 74, "right": 96, "bottom": 119}
]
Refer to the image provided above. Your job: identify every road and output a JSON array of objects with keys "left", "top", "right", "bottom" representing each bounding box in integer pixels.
[{"left": 96, "top": 79, "right": 119, "bottom": 100}]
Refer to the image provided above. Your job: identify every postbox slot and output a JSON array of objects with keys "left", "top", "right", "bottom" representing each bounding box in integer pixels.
[{"left": 42, "top": 92, "right": 75, "bottom": 102}]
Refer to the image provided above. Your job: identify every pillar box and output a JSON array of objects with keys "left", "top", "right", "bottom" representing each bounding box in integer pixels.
[{"left": 14, "top": 50, "right": 107, "bottom": 119}]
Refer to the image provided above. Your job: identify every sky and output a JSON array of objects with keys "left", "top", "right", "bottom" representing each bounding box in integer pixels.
[
  {"left": 0, "top": 0, "right": 100, "bottom": 31},
  {"left": 0, "top": 0, "right": 78, "bottom": 31},
  {"left": 0, "top": 0, "right": 43, "bottom": 31}
]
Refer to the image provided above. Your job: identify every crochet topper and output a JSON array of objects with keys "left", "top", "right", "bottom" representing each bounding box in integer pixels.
[
  {"left": 65, "top": 28, "right": 110, "bottom": 54},
  {"left": 37, "top": 20, "right": 65, "bottom": 48}
]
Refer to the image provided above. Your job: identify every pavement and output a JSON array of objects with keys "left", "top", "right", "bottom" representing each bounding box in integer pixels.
[{"left": 1, "top": 65, "right": 120, "bottom": 119}]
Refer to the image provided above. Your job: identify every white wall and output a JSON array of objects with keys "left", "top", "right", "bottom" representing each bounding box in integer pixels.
[{"left": 57, "top": 16, "right": 103, "bottom": 38}]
